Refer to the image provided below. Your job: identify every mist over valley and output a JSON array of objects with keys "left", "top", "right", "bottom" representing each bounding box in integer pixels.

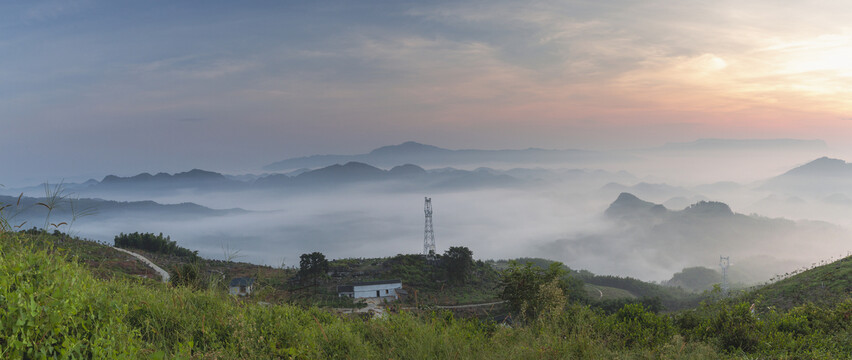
[{"left": 3, "top": 141, "right": 850, "bottom": 283}]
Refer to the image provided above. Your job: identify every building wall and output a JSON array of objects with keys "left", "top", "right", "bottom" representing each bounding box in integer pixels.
[{"left": 351, "top": 283, "right": 402, "bottom": 299}]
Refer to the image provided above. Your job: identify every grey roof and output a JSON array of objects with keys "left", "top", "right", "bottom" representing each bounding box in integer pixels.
[
  {"left": 337, "top": 279, "right": 402, "bottom": 293},
  {"left": 229, "top": 277, "right": 255, "bottom": 287}
]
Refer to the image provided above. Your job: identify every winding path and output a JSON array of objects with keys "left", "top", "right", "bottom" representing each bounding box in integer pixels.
[
  {"left": 112, "top": 247, "right": 170, "bottom": 283},
  {"left": 590, "top": 286, "right": 604, "bottom": 299}
]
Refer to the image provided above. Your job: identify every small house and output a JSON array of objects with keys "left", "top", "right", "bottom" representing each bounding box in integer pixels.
[
  {"left": 229, "top": 277, "right": 255, "bottom": 296},
  {"left": 338, "top": 279, "right": 403, "bottom": 299}
]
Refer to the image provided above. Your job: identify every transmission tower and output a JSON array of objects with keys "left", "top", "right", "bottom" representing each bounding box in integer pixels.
[
  {"left": 719, "top": 256, "right": 731, "bottom": 294},
  {"left": 423, "top": 197, "right": 436, "bottom": 257}
]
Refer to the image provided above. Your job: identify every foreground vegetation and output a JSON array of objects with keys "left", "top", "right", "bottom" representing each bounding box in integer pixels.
[{"left": 2, "top": 231, "right": 851, "bottom": 359}]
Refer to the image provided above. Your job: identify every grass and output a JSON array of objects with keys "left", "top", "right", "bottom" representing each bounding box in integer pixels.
[
  {"left": 738, "top": 254, "right": 852, "bottom": 311},
  {"left": 19, "top": 229, "right": 163, "bottom": 282},
  {"left": 585, "top": 284, "right": 637, "bottom": 300},
  {"left": 2, "top": 231, "right": 851, "bottom": 359}
]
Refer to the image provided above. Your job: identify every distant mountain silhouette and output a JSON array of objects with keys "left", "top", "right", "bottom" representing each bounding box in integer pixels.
[
  {"left": 0, "top": 194, "right": 246, "bottom": 227},
  {"left": 388, "top": 164, "right": 429, "bottom": 176},
  {"left": 263, "top": 141, "right": 621, "bottom": 171},
  {"left": 539, "top": 192, "right": 849, "bottom": 283},
  {"left": 780, "top": 157, "right": 852, "bottom": 177},
  {"left": 599, "top": 182, "right": 694, "bottom": 203},
  {"left": 294, "top": 162, "right": 387, "bottom": 184},
  {"left": 681, "top": 201, "right": 733, "bottom": 216},
  {"left": 605, "top": 193, "right": 734, "bottom": 220},
  {"left": 22, "top": 162, "right": 539, "bottom": 197},
  {"left": 662, "top": 196, "right": 710, "bottom": 211},
  {"left": 99, "top": 169, "right": 240, "bottom": 188},
  {"left": 604, "top": 192, "right": 666, "bottom": 218},
  {"left": 254, "top": 162, "right": 522, "bottom": 190},
  {"left": 763, "top": 157, "right": 852, "bottom": 196},
  {"left": 369, "top": 141, "right": 450, "bottom": 155}
]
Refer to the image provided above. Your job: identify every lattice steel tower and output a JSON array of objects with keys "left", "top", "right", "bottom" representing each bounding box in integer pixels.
[
  {"left": 719, "top": 256, "right": 731, "bottom": 294},
  {"left": 423, "top": 197, "right": 436, "bottom": 257}
]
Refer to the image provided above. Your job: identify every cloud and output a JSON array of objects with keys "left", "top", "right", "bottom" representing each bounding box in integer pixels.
[
  {"left": 23, "top": 0, "right": 90, "bottom": 22},
  {"left": 7, "top": 0, "right": 852, "bottom": 181}
]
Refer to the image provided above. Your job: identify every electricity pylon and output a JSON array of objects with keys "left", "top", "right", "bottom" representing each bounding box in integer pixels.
[
  {"left": 720, "top": 255, "right": 731, "bottom": 294},
  {"left": 423, "top": 197, "right": 436, "bottom": 258}
]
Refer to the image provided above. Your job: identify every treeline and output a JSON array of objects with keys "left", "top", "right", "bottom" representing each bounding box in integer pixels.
[{"left": 114, "top": 232, "right": 197, "bottom": 258}]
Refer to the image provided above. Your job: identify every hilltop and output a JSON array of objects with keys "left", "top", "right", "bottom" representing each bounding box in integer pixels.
[{"left": 763, "top": 156, "right": 852, "bottom": 196}]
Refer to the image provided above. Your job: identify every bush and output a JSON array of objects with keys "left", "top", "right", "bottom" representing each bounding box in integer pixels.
[
  {"left": 0, "top": 233, "right": 142, "bottom": 358},
  {"left": 703, "top": 302, "right": 761, "bottom": 353},
  {"left": 603, "top": 303, "right": 674, "bottom": 349}
]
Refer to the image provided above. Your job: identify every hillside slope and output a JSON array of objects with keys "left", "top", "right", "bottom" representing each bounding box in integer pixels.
[
  {"left": 4, "top": 232, "right": 850, "bottom": 359},
  {"left": 742, "top": 254, "right": 852, "bottom": 310}
]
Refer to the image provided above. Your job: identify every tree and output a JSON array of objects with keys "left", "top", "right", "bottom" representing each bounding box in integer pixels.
[
  {"left": 443, "top": 246, "right": 474, "bottom": 284},
  {"left": 298, "top": 252, "right": 329, "bottom": 284},
  {"left": 499, "top": 261, "right": 568, "bottom": 320}
]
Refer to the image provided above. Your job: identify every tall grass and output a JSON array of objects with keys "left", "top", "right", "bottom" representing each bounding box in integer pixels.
[{"left": 1, "top": 230, "right": 850, "bottom": 358}]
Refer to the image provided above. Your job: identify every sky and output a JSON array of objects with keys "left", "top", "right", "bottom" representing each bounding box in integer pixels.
[{"left": 3, "top": 0, "right": 852, "bottom": 185}]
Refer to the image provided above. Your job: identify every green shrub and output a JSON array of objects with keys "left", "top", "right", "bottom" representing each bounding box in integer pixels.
[
  {"left": 706, "top": 302, "right": 762, "bottom": 353},
  {"left": 0, "top": 233, "right": 142, "bottom": 358},
  {"left": 603, "top": 303, "right": 674, "bottom": 349}
]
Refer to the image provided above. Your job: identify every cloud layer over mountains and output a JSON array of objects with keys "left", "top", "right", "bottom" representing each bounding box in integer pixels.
[{"left": 3, "top": 141, "right": 850, "bottom": 282}]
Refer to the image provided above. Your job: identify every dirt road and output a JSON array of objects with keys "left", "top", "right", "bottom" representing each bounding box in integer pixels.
[{"left": 112, "top": 247, "right": 170, "bottom": 283}]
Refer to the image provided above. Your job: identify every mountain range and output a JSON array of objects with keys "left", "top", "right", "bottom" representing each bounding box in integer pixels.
[
  {"left": 0, "top": 194, "right": 246, "bottom": 231},
  {"left": 263, "top": 141, "right": 624, "bottom": 171},
  {"left": 538, "top": 192, "right": 848, "bottom": 282},
  {"left": 6, "top": 162, "right": 641, "bottom": 197}
]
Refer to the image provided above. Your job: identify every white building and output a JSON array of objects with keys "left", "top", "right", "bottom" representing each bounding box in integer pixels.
[{"left": 337, "top": 279, "right": 403, "bottom": 299}]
